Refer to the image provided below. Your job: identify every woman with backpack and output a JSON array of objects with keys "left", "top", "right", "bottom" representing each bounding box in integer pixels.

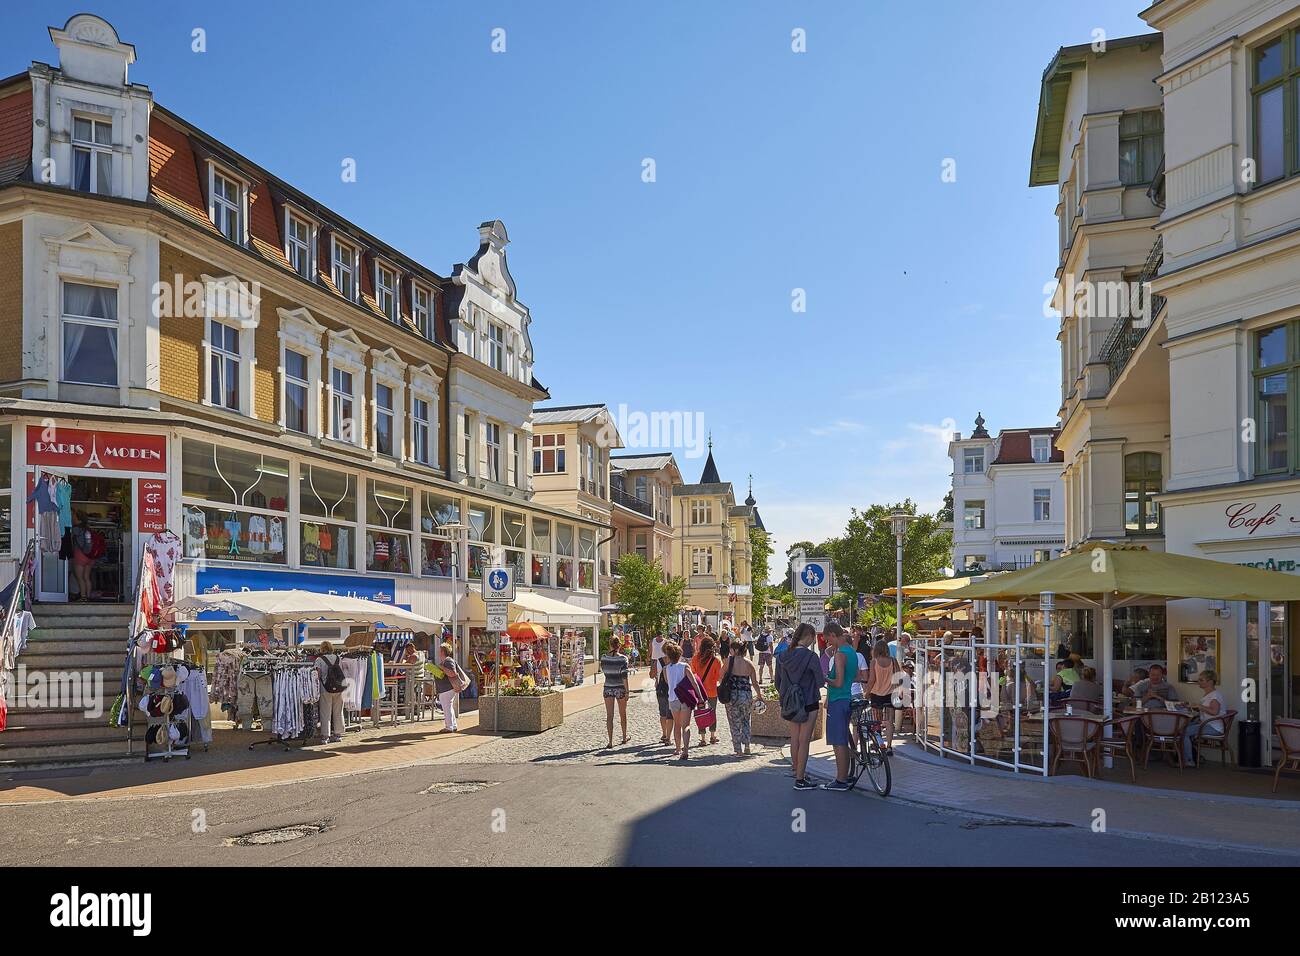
[
  {"left": 315, "top": 641, "right": 347, "bottom": 745},
  {"left": 721, "top": 639, "right": 762, "bottom": 755},
  {"left": 662, "top": 640, "right": 705, "bottom": 761},
  {"left": 433, "top": 641, "right": 467, "bottom": 732},
  {"left": 691, "top": 635, "right": 722, "bottom": 746},
  {"left": 776, "top": 623, "right": 826, "bottom": 791}
]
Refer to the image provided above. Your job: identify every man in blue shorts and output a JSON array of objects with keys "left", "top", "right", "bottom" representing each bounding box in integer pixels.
[{"left": 821, "top": 620, "right": 858, "bottom": 792}]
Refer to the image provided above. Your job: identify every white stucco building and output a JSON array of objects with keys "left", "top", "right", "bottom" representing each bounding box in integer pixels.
[{"left": 948, "top": 414, "right": 1066, "bottom": 573}]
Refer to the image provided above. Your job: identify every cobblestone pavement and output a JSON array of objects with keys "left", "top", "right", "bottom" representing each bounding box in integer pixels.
[{"left": 439, "top": 685, "right": 788, "bottom": 771}]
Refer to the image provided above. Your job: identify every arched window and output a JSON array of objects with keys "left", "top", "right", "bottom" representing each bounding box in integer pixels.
[{"left": 1124, "top": 452, "right": 1162, "bottom": 533}]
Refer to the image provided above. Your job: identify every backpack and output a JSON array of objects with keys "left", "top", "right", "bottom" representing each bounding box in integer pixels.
[
  {"left": 321, "top": 654, "right": 346, "bottom": 694},
  {"left": 779, "top": 650, "right": 813, "bottom": 723}
]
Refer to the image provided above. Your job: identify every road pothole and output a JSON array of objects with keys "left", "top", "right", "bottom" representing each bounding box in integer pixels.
[
  {"left": 227, "top": 821, "right": 332, "bottom": 846},
  {"left": 420, "top": 780, "right": 500, "bottom": 795}
]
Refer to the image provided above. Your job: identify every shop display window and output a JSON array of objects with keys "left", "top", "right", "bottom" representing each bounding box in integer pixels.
[
  {"left": 467, "top": 543, "right": 488, "bottom": 580},
  {"left": 578, "top": 527, "right": 596, "bottom": 591},
  {"left": 421, "top": 537, "right": 453, "bottom": 577},
  {"left": 301, "top": 520, "right": 355, "bottom": 570},
  {"left": 366, "top": 479, "right": 412, "bottom": 574},
  {"left": 182, "top": 503, "right": 287, "bottom": 564},
  {"left": 531, "top": 518, "right": 551, "bottom": 587},
  {"left": 181, "top": 439, "right": 289, "bottom": 564},
  {"left": 556, "top": 523, "right": 574, "bottom": 589}
]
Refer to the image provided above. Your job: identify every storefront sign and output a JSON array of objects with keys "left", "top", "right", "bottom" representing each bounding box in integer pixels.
[
  {"left": 1237, "top": 556, "right": 1300, "bottom": 573},
  {"left": 138, "top": 478, "right": 167, "bottom": 533},
  {"left": 1223, "top": 501, "right": 1300, "bottom": 536},
  {"left": 193, "top": 567, "right": 402, "bottom": 621},
  {"left": 26, "top": 426, "right": 167, "bottom": 474}
]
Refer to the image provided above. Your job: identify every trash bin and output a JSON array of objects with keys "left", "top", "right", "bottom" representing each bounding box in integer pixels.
[{"left": 1238, "top": 719, "right": 1262, "bottom": 768}]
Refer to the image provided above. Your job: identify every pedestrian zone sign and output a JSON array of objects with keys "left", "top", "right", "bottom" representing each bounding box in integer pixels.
[
  {"left": 792, "top": 559, "right": 832, "bottom": 598},
  {"left": 482, "top": 566, "right": 516, "bottom": 602}
]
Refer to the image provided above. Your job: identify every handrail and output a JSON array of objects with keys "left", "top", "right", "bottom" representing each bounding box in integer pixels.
[
  {"left": 1, "top": 537, "right": 37, "bottom": 660},
  {"left": 124, "top": 540, "right": 156, "bottom": 755}
]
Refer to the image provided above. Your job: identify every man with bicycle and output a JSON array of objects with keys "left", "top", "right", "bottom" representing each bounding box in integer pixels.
[{"left": 820, "top": 621, "right": 858, "bottom": 792}]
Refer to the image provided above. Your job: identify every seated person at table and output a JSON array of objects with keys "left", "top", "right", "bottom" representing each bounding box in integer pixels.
[
  {"left": 1120, "top": 667, "right": 1149, "bottom": 697},
  {"left": 1183, "top": 670, "right": 1228, "bottom": 765},
  {"left": 1048, "top": 658, "right": 1079, "bottom": 704},
  {"left": 1130, "top": 663, "right": 1178, "bottom": 707},
  {"left": 1069, "top": 666, "right": 1103, "bottom": 705}
]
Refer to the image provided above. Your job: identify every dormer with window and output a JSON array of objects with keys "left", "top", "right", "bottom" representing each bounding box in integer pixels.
[
  {"left": 207, "top": 163, "right": 247, "bottom": 245},
  {"left": 375, "top": 261, "right": 400, "bottom": 323},
  {"left": 331, "top": 235, "right": 360, "bottom": 303},
  {"left": 284, "top": 208, "right": 316, "bottom": 280}
]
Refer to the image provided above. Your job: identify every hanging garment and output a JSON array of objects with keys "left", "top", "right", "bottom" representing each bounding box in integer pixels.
[
  {"left": 183, "top": 507, "right": 208, "bottom": 559},
  {"left": 247, "top": 516, "right": 268, "bottom": 555},
  {"left": 27, "top": 476, "right": 57, "bottom": 513},
  {"left": 183, "top": 665, "right": 212, "bottom": 744},
  {"left": 213, "top": 650, "right": 241, "bottom": 708},
  {"left": 39, "top": 512, "right": 61, "bottom": 554},
  {"left": 223, "top": 519, "right": 242, "bottom": 557},
  {"left": 340, "top": 657, "right": 366, "bottom": 710},
  {"left": 145, "top": 531, "right": 181, "bottom": 607},
  {"left": 337, "top": 529, "right": 351, "bottom": 568},
  {"left": 269, "top": 517, "right": 285, "bottom": 555},
  {"left": 138, "top": 552, "right": 163, "bottom": 630},
  {"left": 55, "top": 479, "right": 73, "bottom": 534}
]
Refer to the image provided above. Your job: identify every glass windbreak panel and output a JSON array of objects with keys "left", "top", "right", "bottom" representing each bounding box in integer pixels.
[
  {"left": 420, "top": 492, "right": 459, "bottom": 533},
  {"left": 1258, "top": 373, "right": 1290, "bottom": 471},
  {"left": 298, "top": 465, "right": 356, "bottom": 522},
  {"left": 367, "top": 480, "right": 411, "bottom": 530},
  {"left": 182, "top": 439, "right": 289, "bottom": 509},
  {"left": 1246, "top": 602, "right": 1261, "bottom": 722},
  {"left": 1270, "top": 602, "right": 1288, "bottom": 723}
]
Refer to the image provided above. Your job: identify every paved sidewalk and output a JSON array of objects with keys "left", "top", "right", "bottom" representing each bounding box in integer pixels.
[
  {"left": 0, "top": 679, "right": 618, "bottom": 805},
  {"left": 803, "top": 741, "right": 1300, "bottom": 856}
]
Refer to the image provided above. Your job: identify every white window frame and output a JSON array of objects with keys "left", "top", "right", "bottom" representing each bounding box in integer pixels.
[
  {"left": 71, "top": 114, "right": 113, "bottom": 196},
  {"left": 1031, "top": 435, "right": 1051, "bottom": 463},
  {"left": 208, "top": 319, "right": 242, "bottom": 412},
  {"left": 60, "top": 280, "right": 120, "bottom": 387},
  {"left": 276, "top": 306, "right": 325, "bottom": 438},
  {"left": 487, "top": 322, "right": 505, "bottom": 372},
  {"left": 325, "top": 329, "right": 367, "bottom": 447},
  {"left": 409, "top": 364, "right": 441, "bottom": 469},
  {"left": 1033, "top": 488, "right": 1052, "bottom": 522},
  {"left": 692, "top": 547, "right": 713, "bottom": 575},
  {"left": 369, "top": 347, "right": 407, "bottom": 460},
  {"left": 461, "top": 411, "right": 474, "bottom": 475},
  {"left": 331, "top": 236, "right": 359, "bottom": 303},
  {"left": 284, "top": 209, "right": 315, "bottom": 279},
  {"left": 412, "top": 282, "right": 433, "bottom": 339},
  {"left": 208, "top": 164, "right": 247, "bottom": 245},
  {"left": 282, "top": 348, "right": 311, "bottom": 435},
  {"left": 963, "top": 500, "right": 986, "bottom": 531},
  {"left": 486, "top": 421, "right": 502, "bottom": 483},
  {"left": 199, "top": 274, "right": 260, "bottom": 417},
  {"left": 376, "top": 262, "right": 399, "bottom": 322},
  {"left": 963, "top": 447, "right": 985, "bottom": 474}
]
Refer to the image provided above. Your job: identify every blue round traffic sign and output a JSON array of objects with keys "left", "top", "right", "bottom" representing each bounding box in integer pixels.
[
  {"left": 488, "top": 569, "right": 508, "bottom": 591},
  {"left": 800, "top": 564, "right": 824, "bottom": 588}
]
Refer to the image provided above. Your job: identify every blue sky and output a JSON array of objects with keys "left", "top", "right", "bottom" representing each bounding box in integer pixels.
[{"left": 3, "top": 1, "right": 1153, "bottom": 564}]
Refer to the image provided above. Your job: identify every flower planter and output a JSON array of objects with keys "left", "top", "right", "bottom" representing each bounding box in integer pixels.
[
  {"left": 750, "top": 701, "right": 824, "bottom": 740},
  {"left": 477, "top": 692, "right": 565, "bottom": 733}
]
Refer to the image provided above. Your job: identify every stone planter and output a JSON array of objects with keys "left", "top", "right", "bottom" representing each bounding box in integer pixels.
[
  {"left": 750, "top": 700, "right": 824, "bottom": 739},
  {"left": 478, "top": 692, "right": 565, "bottom": 733}
]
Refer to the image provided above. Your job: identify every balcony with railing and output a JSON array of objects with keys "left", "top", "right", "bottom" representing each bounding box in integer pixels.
[
  {"left": 611, "top": 485, "right": 653, "bottom": 518},
  {"left": 1100, "top": 236, "right": 1165, "bottom": 389}
]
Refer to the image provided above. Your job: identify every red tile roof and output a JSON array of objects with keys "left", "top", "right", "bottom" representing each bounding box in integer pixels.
[
  {"left": 148, "top": 115, "right": 216, "bottom": 234},
  {"left": 991, "top": 429, "right": 1064, "bottom": 465},
  {"left": 0, "top": 84, "right": 32, "bottom": 185}
]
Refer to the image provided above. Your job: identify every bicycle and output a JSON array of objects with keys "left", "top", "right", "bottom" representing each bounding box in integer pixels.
[{"left": 848, "top": 697, "right": 892, "bottom": 796}]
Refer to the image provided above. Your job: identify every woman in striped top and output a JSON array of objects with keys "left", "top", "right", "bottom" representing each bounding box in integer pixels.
[{"left": 600, "top": 637, "right": 631, "bottom": 748}]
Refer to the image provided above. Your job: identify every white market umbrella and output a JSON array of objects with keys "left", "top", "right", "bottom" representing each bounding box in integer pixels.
[{"left": 173, "top": 589, "right": 442, "bottom": 630}]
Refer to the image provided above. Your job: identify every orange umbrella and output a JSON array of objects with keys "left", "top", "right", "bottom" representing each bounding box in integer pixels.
[{"left": 507, "top": 620, "right": 551, "bottom": 643}]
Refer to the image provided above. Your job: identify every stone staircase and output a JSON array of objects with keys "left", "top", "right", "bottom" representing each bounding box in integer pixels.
[{"left": 1, "top": 603, "right": 140, "bottom": 768}]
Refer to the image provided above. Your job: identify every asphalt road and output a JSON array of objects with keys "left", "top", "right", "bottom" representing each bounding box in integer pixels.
[{"left": 0, "top": 695, "right": 1289, "bottom": 866}]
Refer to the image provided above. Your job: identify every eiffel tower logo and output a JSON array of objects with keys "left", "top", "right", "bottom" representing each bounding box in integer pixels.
[{"left": 84, "top": 435, "right": 103, "bottom": 469}]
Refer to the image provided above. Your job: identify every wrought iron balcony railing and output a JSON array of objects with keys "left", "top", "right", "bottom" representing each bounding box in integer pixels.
[
  {"left": 611, "top": 485, "right": 653, "bottom": 517},
  {"left": 1100, "top": 236, "right": 1165, "bottom": 388}
]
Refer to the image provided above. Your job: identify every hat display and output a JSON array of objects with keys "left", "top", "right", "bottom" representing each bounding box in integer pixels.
[
  {"left": 161, "top": 666, "right": 177, "bottom": 689},
  {"left": 158, "top": 695, "right": 173, "bottom": 715}
]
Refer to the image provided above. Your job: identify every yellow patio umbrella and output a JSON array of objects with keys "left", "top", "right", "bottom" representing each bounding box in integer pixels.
[
  {"left": 943, "top": 541, "right": 1300, "bottom": 718},
  {"left": 882, "top": 577, "right": 970, "bottom": 597}
]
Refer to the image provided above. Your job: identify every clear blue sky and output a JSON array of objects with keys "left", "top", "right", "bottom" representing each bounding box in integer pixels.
[{"left": 3, "top": 1, "right": 1153, "bottom": 567}]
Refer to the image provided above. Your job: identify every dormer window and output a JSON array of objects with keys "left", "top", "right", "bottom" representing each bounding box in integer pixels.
[
  {"left": 412, "top": 283, "right": 432, "bottom": 338},
  {"left": 332, "top": 238, "right": 357, "bottom": 301},
  {"left": 376, "top": 264, "right": 398, "bottom": 322},
  {"left": 285, "top": 211, "right": 314, "bottom": 279},
  {"left": 1031, "top": 435, "right": 1051, "bottom": 463},
  {"left": 209, "top": 168, "right": 244, "bottom": 243},
  {"left": 72, "top": 116, "right": 112, "bottom": 195}
]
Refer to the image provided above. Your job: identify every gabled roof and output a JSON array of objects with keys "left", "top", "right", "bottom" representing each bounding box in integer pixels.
[
  {"left": 532, "top": 404, "right": 607, "bottom": 425},
  {"left": 673, "top": 482, "right": 732, "bottom": 497},
  {"left": 611, "top": 453, "right": 675, "bottom": 472}
]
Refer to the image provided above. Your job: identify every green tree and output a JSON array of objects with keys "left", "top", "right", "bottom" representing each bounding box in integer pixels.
[
  {"left": 612, "top": 553, "right": 686, "bottom": 638},
  {"left": 831, "top": 500, "right": 952, "bottom": 597},
  {"left": 750, "top": 527, "right": 773, "bottom": 620}
]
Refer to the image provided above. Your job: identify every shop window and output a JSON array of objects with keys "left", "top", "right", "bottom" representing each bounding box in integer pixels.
[
  {"left": 298, "top": 464, "right": 357, "bottom": 570},
  {"left": 419, "top": 491, "right": 460, "bottom": 578},
  {"left": 61, "top": 281, "right": 118, "bottom": 387},
  {"left": 72, "top": 115, "right": 112, "bottom": 195},
  {"left": 181, "top": 439, "right": 289, "bottom": 564},
  {"left": 366, "top": 479, "right": 411, "bottom": 574},
  {"left": 555, "top": 523, "right": 574, "bottom": 589},
  {"left": 532, "top": 517, "right": 552, "bottom": 586},
  {"left": 532, "top": 432, "right": 565, "bottom": 474},
  {"left": 466, "top": 503, "right": 494, "bottom": 580},
  {"left": 1123, "top": 452, "right": 1162, "bottom": 533},
  {"left": 0, "top": 425, "right": 10, "bottom": 554},
  {"left": 578, "top": 527, "right": 596, "bottom": 590},
  {"left": 503, "top": 510, "right": 526, "bottom": 584}
]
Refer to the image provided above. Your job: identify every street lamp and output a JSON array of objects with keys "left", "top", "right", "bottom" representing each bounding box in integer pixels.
[
  {"left": 442, "top": 522, "right": 469, "bottom": 666},
  {"left": 881, "top": 511, "right": 918, "bottom": 643}
]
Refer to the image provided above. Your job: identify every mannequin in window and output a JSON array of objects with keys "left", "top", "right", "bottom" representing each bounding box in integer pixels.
[{"left": 70, "top": 513, "right": 95, "bottom": 602}]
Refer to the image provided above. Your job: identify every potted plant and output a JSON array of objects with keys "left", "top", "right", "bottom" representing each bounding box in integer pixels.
[
  {"left": 750, "top": 684, "right": 824, "bottom": 739},
  {"left": 478, "top": 678, "right": 565, "bottom": 733}
]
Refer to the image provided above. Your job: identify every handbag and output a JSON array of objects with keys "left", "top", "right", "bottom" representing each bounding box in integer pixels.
[
  {"left": 694, "top": 702, "right": 716, "bottom": 732},
  {"left": 673, "top": 668, "right": 701, "bottom": 709},
  {"left": 716, "top": 657, "right": 733, "bottom": 705}
]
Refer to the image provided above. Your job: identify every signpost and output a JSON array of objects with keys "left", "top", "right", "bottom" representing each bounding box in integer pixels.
[
  {"left": 792, "top": 557, "right": 832, "bottom": 631},
  {"left": 482, "top": 567, "right": 516, "bottom": 732}
]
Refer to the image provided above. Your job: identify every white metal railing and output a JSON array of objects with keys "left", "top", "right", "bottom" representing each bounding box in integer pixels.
[
  {"left": 0, "top": 539, "right": 37, "bottom": 730},
  {"left": 909, "top": 634, "right": 1051, "bottom": 776}
]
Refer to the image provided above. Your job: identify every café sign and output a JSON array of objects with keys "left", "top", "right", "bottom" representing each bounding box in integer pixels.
[
  {"left": 26, "top": 426, "right": 167, "bottom": 474},
  {"left": 1223, "top": 501, "right": 1300, "bottom": 536}
]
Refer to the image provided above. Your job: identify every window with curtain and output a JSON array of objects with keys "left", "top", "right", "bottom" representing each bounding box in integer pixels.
[
  {"left": 61, "top": 282, "right": 118, "bottom": 386},
  {"left": 1124, "top": 452, "right": 1162, "bottom": 533},
  {"left": 72, "top": 116, "right": 112, "bottom": 195},
  {"left": 283, "top": 349, "right": 309, "bottom": 434}
]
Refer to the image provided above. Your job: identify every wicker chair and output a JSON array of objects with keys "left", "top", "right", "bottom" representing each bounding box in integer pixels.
[
  {"left": 1192, "top": 709, "right": 1237, "bottom": 767},
  {"left": 1141, "top": 710, "right": 1192, "bottom": 770},
  {"left": 1098, "top": 715, "right": 1140, "bottom": 784},
  {"left": 1274, "top": 719, "right": 1300, "bottom": 793},
  {"left": 1050, "top": 716, "right": 1104, "bottom": 777}
]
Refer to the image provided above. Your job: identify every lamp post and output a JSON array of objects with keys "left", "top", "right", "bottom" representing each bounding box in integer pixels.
[
  {"left": 882, "top": 511, "right": 919, "bottom": 644},
  {"left": 443, "top": 522, "right": 469, "bottom": 668}
]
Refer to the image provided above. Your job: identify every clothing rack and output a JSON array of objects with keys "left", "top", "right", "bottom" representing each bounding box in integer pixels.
[{"left": 248, "top": 656, "right": 320, "bottom": 752}]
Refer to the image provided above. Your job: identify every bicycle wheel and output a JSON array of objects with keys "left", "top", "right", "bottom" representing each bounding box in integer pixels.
[{"left": 862, "top": 731, "right": 892, "bottom": 797}]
